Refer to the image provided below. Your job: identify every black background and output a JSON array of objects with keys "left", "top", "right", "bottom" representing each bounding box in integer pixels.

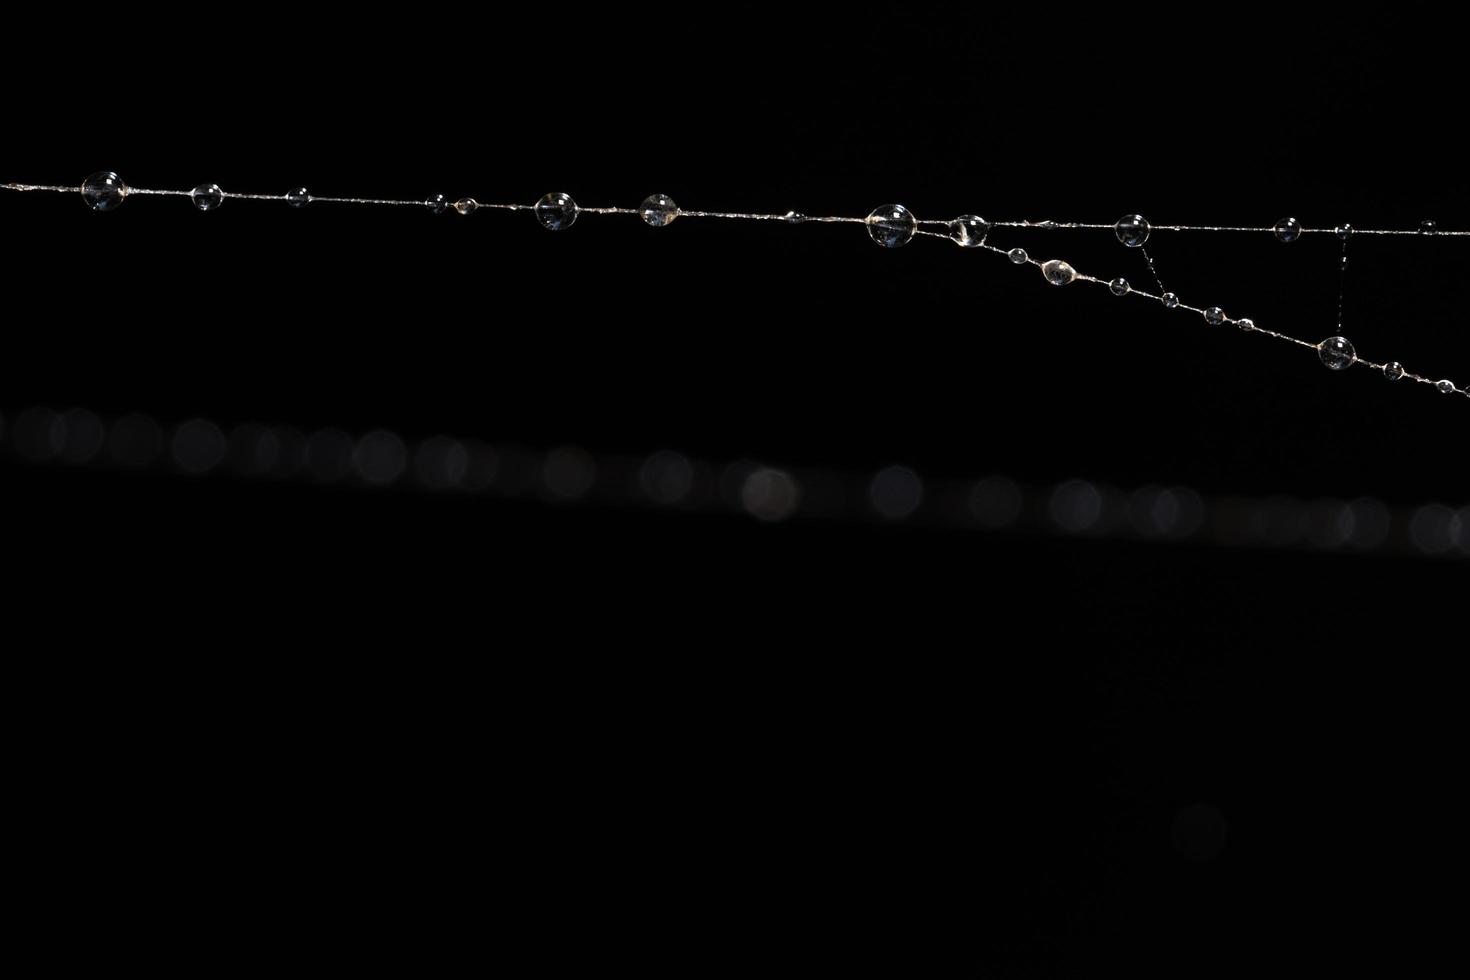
[{"left": 3, "top": 5, "right": 1467, "bottom": 975}]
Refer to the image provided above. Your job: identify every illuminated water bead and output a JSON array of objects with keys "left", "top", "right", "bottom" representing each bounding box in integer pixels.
[
  {"left": 1204, "top": 307, "right": 1226, "bottom": 325},
  {"left": 1335, "top": 224, "right": 1353, "bottom": 239},
  {"left": 640, "top": 194, "right": 679, "bottom": 227},
  {"left": 866, "top": 204, "right": 916, "bottom": 247},
  {"left": 784, "top": 211, "right": 805, "bottom": 224},
  {"left": 1162, "top": 293, "right": 1180, "bottom": 308},
  {"left": 1109, "top": 278, "right": 1129, "bottom": 296},
  {"left": 191, "top": 184, "right": 224, "bottom": 211},
  {"left": 454, "top": 198, "right": 479, "bottom": 215},
  {"left": 1008, "top": 248, "right": 1028, "bottom": 264},
  {"left": 1237, "top": 318, "right": 1256, "bottom": 332},
  {"left": 1383, "top": 362, "right": 1405, "bottom": 381},
  {"left": 1115, "top": 214, "right": 1150, "bottom": 247},
  {"left": 1319, "top": 336, "right": 1356, "bottom": 370},
  {"left": 1041, "top": 260, "right": 1076, "bottom": 285},
  {"left": 1274, "top": 217, "right": 1302, "bottom": 242},
  {"left": 534, "top": 192, "right": 578, "bottom": 231},
  {"left": 287, "top": 187, "right": 310, "bottom": 208},
  {"left": 948, "top": 215, "right": 989, "bottom": 247},
  {"left": 1419, "top": 220, "right": 1437, "bottom": 235},
  {"left": 426, "top": 194, "right": 449, "bottom": 215},
  {"left": 81, "top": 171, "right": 127, "bottom": 211},
  {"left": 1438, "top": 379, "right": 1458, "bottom": 394}
]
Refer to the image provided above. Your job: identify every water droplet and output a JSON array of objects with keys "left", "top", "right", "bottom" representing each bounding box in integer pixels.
[
  {"left": 1237, "top": 318, "right": 1256, "bottom": 332},
  {"left": 1437, "top": 379, "right": 1458, "bottom": 394},
  {"left": 1335, "top": 224, "right": 1353, "bottom": 240},
  {"left": 1162, "top": 293, "right": 1180, "bottom": 308},
  {"left": 639, "top": 193, "right": 679, "bottom": 227},
  {"left": 426, "top": 194, "right": 449, "bottom": 215},
  {"left": 1041, "top": 259, "right": 1076, "bottom": 285},
  {"left": 1115, "top": 214, "right": 1150, "bottom": 247},
  {"left": 286, "top": 187, "right": 310, "bottom": 208},
  {"left": 1204, "top": 307, "right": 1226, "bottom": 325},
  {"left": 1274, "top": 217, "right": 1301, "bottom": 242},
  {"left": 1008, "top": 248, "right": 1028, "bottom": 264},
  {"left": 948, "top": 214, "right": 989, "bottom": 247},
  {"left": 1319, "top": 336, "right": 1356, "bottom": 370},
  {"left": 454, "top": 198, "right": 479, "bottom": 215},
  {"left": 1419, "top": 219, "right": 1437, "bottom": 235},
  {"left": 534, "top": 192, "right": 578, "bottom": 231},
  {"left": 866, "top": 204, "right": 916, "bottom": 247},
  {"left": 190, "top": 184, "right": 224, "bottom": 211},
  {"left": 1383, "top": 361, "right": 1405, "bottom": 381},
  {"left": 783, "top": 210, "right": 805, "bottom": 224},
  {"left": 1109, "top": 278, "right": 1130, "bottom": 296},
  {"left": 81, "top": 171, "right": 127, "bottom": 211}
]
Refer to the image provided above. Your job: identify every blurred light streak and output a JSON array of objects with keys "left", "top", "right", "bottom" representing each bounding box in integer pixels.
[{"left": 2, "top": 403, "right": 1464, "bottom": 561}]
